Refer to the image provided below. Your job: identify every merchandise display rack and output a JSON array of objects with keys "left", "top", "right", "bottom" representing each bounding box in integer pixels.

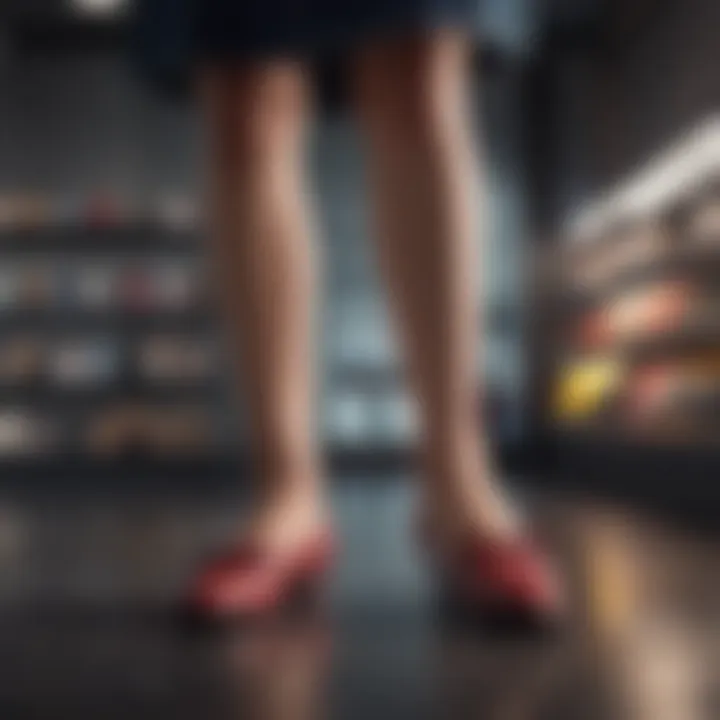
[
  {"left": 0, "top": 201, "right": 234, "bottom": 467},
  {"left": 550, "top": 119, "right": 720, "bottom": 452}
]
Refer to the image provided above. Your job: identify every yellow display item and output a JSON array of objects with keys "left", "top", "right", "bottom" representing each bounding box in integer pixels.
[{"left": 553, "top": 357, "right": 625, "bottom": 422}]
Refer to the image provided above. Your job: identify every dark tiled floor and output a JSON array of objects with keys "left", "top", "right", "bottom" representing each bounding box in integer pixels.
[{"left": 0, "top": 477, "right": 717, "bottom": 719}]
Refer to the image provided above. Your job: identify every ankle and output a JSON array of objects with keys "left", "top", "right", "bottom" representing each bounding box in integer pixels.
[
  {"left": 419, "top": 470, "right": 521, "bottom": 545},
  {"left": 255, "top": 457, "right": 324, "bottom": 501},
  {"left": 421, "top": 420, "right": 490, "bottom": 470},
  {"left": 258, "top": 479, "right": 327, "bottom": 516},
  {"left": 245, "top": 489, "right": 329, "bottom": 553}
]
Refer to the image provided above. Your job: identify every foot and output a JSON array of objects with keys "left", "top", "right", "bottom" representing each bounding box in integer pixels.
[
  {"left": 240, "top": 486, "right": 331, "bottom": 557},
  {"left": 419, "top": 490, "right": 564, "bottom": 623},
  {"left": 418, "top": 443, "right": 523, "bottom": 551},
  {"left": 418, "top": 451, "right": 564, "bottom": 622},
  {"left": 187, "top": 486, "right": 332, "bottom": 620},
  {"left": 436, "top": 533, "right": 565, "bottom": 626}
]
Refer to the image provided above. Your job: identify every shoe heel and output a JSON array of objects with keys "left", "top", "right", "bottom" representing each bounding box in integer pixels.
[
  {"left": 436, "top": 586, "right": 561, "bottom": 636},
  {"left": 435, "top": 583, "right": 477, "bottom": 626},
  {"left": 286, "top": 573, "right": 328, "bottom": 615}
]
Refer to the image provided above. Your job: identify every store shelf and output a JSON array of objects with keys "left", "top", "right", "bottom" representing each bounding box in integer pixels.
[
  {"left": 622, "top": 326, "right": 720, "bottom": 360},
  {"left": 549, "top": 121, "right": 720, "bottom": 451},
  {"left": 563, "top": 244, "right": 720, "bottom": 307},
  {"left": 0, "top": 308, "right": 212, "bottom": 333},
  {"left": 0, "top": 209, "right": 220, "bottom": 465},
  {"left": 0, "top": 379, "right": 218, "bottom": 404},
  {"left": 0, "top": 223, "right": 200, "bottom": 254},
  {"left": 562, "top": 323, "right": 720, "bottom": 364},
  {"left": 0, "top": 445, "right": 419, "bottom": 488}
]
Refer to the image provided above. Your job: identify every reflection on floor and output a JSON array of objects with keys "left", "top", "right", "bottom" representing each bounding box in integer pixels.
[{"left": 0, "top": 477, "right": 717, "bottom": 719}]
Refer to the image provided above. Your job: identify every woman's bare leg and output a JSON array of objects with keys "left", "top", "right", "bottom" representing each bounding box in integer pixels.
[
  {"left": 354, "top": 32, "right": 517, "bottom": 543},
  {"left": 201, "top": 62, "right": 326, "bottom": 551}
]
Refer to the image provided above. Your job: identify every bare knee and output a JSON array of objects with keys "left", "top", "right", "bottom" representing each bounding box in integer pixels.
[
  {"left": 354, "top": 31, "right": 471, "bottom": 151},
  {"left": 201, "top": 62, "right": 310, "bottom": 179}
]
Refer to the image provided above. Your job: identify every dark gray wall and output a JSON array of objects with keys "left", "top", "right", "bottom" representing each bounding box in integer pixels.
[
  {"left": 595, "top": 0, "right": 720, "bottom": 189},
  {"left": 541, "top": 0, "right": 719, "bottom": 230}
]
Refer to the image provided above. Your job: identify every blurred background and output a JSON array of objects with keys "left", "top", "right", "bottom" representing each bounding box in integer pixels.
[
  {"left": 0, "top": 2, "right": 718, "bottom": 717},
  {"left": 0, "top": 0, "right": 541, "bottom": 468},
  {"left": 0, "top": 0, "right": 717, "bottom": 516},
  {"left": 0, "top": 0, "right": 535, "bottom": 465}
]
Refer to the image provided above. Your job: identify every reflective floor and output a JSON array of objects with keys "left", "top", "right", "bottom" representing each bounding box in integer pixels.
[{"left": 0, "top": 477, "right": 717, "bottom": 719}]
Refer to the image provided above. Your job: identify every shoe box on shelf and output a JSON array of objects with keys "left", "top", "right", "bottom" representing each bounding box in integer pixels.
[{"left": 0, "top": 189, "right": 222, "bottom": 464}]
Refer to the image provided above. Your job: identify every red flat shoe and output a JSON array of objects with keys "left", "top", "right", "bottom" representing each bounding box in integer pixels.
[
  {"left": 186, "top": 531, "right": 334, "bottom": 621},
  {"left": 432, "top": 533, "right": 565, "bottom": 626}
]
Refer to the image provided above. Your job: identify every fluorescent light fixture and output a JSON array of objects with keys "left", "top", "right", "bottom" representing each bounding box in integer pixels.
[
  {"left": 70, "top": 0, "right": 127, "bottom": 16},
  {"left": 567, "top": 115, "right": 720, "bottom": 244}
]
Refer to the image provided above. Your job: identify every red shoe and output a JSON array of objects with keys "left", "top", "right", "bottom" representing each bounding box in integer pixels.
[
  {"left": 432, "top": 533, "right": 565, "bottom": 625},
  {"left": 186, "top": 531, "right": 334, "bottom": 621}
]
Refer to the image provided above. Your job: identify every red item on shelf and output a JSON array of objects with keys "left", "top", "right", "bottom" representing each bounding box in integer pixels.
[{"left": 85, "top": 193, "right": 123, "bottom": 228}]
